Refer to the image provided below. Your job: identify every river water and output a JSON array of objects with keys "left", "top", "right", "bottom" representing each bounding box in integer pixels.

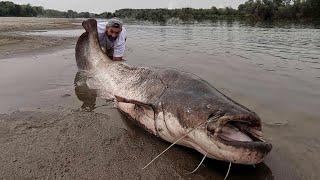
[{"left": 9, "top": 21, "right": 320, "bottom": 179}]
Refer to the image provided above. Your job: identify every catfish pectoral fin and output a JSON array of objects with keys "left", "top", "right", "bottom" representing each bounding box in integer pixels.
[{"left": 114, "top": 95, "right": 155, "bottom": 110}]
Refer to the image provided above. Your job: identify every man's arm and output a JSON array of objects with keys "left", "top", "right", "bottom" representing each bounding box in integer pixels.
[{"left": 113, "top": 27, "right": 126, "bottom": 61}]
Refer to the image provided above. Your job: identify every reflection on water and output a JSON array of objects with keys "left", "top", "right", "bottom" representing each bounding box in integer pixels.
[{"left": 74, "top": 71, "right": 97, "bottom": 111}]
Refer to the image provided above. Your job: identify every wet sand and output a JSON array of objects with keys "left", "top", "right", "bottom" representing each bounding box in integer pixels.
[{"left": 0, "top": 18, "right": 319, "bottom": 179}]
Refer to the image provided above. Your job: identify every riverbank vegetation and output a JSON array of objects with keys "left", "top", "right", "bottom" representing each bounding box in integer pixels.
[
  {"left": 0, "top": 1, "right": 113, "bottom": 18},
  {"left": 0, "top": 0, "right": 319, "bottom": 22}
]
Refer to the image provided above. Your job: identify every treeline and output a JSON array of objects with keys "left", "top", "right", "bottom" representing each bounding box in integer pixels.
[
  {"left": 0, "top": 0, "right": 319, "bottom": 22},
  {"left": 114, "top": 7, "right": 239, "bottom": 22},
  {"left": 114, "top": 0, "right": 319, "bottom": 22},
  {"left": 0, "top": 1, "right": 113, "bottom": 18},
  {"left": 238, "top": 0, "right": 320, "bottom": 21}
]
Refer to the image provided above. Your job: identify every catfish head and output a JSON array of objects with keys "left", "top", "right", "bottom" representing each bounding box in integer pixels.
[{"left": 151, "top": 70, "right": 273, "bottom": 165}]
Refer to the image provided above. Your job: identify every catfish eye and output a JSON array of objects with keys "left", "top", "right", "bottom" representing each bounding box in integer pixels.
[{"left": 134, "top": 104, "right": 140, "bottom": 111}]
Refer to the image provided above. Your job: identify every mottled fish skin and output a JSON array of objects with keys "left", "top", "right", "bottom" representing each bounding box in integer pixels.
[{"left": 75, "top": 19, "right": 272, "bottom": 165}]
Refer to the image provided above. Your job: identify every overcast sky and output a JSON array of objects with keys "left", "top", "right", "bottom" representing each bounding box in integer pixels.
[{"left": 9, "top": 0, "right": 247, "bottom": 13}]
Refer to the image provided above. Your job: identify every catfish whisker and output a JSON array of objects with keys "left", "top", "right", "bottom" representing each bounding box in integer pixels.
[
  {"left": 142, "top": 115, "right": 221, "bottom": 170},
  {"left": 185, "top": 153, "right": 207, "bottom": 174},
  {"left": 224, "top": 162, "right": 232, "bottom": 180}
]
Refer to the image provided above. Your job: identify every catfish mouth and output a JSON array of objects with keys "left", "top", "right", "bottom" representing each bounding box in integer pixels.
[{"left": 208, "top": 114, "right": 272, "bottom": 153}]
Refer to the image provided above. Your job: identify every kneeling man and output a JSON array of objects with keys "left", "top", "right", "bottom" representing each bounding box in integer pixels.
[{"left": 97, "top": 18, "right": 126, "bottom": 61}]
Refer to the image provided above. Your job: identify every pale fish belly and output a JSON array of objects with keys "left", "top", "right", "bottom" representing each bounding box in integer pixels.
[{"left": 155, "top": 111, "right": 185, "bottom": 143}]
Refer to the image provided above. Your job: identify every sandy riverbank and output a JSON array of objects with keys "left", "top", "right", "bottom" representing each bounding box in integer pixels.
[
  {"left": 0, "top": 17, "right": 81, "bottom": 59},
  {"left": 0, "top": 17, "right": 81, "bottom": 32}
]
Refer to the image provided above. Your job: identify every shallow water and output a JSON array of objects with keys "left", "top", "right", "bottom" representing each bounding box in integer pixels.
[
  {"left": 20, "top": 22, "right": 320, "bottom": 79},
  {"left": 2, "top": 21, "right": 320, "bottom": 179}
]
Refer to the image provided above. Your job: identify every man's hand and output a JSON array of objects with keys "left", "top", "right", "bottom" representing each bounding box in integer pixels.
[{"left": 113, "top": 57, "right": 123, "bottom": 61}]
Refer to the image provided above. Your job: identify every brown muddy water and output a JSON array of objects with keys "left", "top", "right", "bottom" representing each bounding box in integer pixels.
[{"left": 0, "top": 21, "right": 319, "bottom": 179}]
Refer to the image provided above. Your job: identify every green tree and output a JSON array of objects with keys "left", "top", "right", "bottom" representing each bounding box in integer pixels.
[{"left": 67, "top": 10, "right": 77, "bottom": 18}]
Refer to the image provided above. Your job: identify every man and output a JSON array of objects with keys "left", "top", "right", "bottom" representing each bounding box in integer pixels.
[{"left": 97, "top": 18, "right": 126, "bottom": 61}]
